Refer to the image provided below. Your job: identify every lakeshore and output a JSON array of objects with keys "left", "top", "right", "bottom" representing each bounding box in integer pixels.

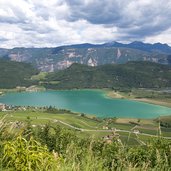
[{"left": 105, "top": 89, "right": 171, "bottom": 108}]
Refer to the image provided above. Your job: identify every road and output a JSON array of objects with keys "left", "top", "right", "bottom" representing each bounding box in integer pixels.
[
  {"left": 55, "top": 119, "right": 171, "bottom": 140},
  {"left": 12, "top": 116, "right": 171, "bottom": 140}
]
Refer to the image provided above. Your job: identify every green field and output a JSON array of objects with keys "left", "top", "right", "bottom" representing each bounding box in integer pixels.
[{"left": 1, "top": 108, "right": 171, "bottom": 145}]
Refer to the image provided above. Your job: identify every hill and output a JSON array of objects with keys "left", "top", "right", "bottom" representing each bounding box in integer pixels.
[
  {"left": 0, "top": 59, "right": 38, "bottom": 88},
  {"left": 43, "top": 61, "right": 171, "bottom": 89},
  {"left": 0, "top": 41, "right": 171, "bottom": 72}
]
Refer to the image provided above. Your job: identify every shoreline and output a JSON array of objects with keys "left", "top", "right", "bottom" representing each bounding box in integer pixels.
[
  {"left": 131, "top": 98, "right": 171, "bottom": 108},
  {"left": 105, "top": 89, "right": 171, "bottom": 108}
]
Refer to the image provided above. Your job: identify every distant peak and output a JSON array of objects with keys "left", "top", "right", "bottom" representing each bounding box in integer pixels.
[
  {"left": 130, "top": 41, "right": 144, "bottom": 45},
  {"left": 105, "top": 41, "right": 120, "bottom": 45},
  {"left": 153, "top": 42, "right": 169, "bottom": 46},
  {"left": 103, "top": 41, "right": 123, "bottom": 48},
  {"left": 108, "top": 41, "right": 118, "bottom": 43}
]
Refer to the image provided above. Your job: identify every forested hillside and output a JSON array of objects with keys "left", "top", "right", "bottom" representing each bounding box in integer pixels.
[
  {"left": 0, "top": 59, "right": 38, "bottom": 88},
  {"left": 1, "top": 60, "right": 171, "bottom": 90},
  {"left": 44, "top": 61, "right": 171, "bottom": 89}
]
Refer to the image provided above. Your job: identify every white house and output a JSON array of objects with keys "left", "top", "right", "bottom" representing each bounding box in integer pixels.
[{"left": 0, "top": 103, "right": 6, "bottom": 111}]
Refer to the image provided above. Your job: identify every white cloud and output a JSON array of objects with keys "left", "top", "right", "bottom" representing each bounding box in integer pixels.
[
  {"left": 0, "top": 0, "right": 171, "bottom": 48},
  {"left": 145, "top": 28, "right": 171, "bottom": 45}
]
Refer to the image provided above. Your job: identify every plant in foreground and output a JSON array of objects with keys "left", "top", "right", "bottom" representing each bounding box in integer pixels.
[{"left": 2, "top": 136, "right": 59, "bottom": 171}]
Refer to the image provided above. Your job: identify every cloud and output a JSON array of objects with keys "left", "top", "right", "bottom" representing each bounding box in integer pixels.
[
  {"left": 66, "top": 0, "right": 123, "bottom": 24},
  {"left": 145, "top": 28, "right": 171, "bottom": 45},
  {"left": 0, "top": 0, "right": 171, "bottom": 48},
  {"left": 0, "top": 37, "right": 8, "bottom": 42},
  {"left": 66, "top": 0, "right": 171, "bottom": 40}
]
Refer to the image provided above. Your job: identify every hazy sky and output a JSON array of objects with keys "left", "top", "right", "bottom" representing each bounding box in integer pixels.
[{"left": 0, "top": 0, "right": 171, "bottom": 48}]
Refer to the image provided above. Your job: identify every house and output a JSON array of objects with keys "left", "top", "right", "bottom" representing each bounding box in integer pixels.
[
  {"left": 0, "top": 103, "right": 6, "bottom": 111},
  {"left": 103, "top": 133, "right": 120, "bottom": 143},
  {"left": 133, "top": 129, "right": 140, "bottom": 134},
  {"left": 102, "top": 126, "right": 109, "bottom": 130}
]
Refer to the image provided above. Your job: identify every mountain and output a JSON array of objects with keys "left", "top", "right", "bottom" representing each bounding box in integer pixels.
[
  {"left": 58, "top": 41, "right": 171, "bottom": 53},
  {"left": 0, "top": 59, "right": 38, "bottom": 88},
  {"left": 123, "top": 41, "right": 171, "bottom": 54},
  {"left": 0, "top": 42, "right": 171, "bottom": 72},
  {"left": 43, "top": 61, "right": 171, "bottom": 89}
]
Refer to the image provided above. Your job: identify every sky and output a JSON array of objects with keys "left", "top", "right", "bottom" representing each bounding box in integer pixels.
[{"left": 0, "top": 0, "right": 171, "bottom": 48}]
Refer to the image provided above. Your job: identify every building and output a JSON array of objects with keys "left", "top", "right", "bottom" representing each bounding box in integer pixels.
[
  {"left": 133, "top": 129, "right": 140, "bottom": 134},
  {"left": 0, "top": 103, "right": 6, "bottom": 111}
]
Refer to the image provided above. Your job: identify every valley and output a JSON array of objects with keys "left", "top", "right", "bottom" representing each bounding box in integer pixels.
[
  {"left": 0, "top": 42, "right": 171, "bottom": 171},
  {"left": 0, "top": 107, "right": 171, "bottom": 144},
  {"left": 1, "top": 0, "right": 171, "bottom": 170}
]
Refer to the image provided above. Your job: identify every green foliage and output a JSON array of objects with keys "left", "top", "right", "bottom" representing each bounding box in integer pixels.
[
  {"left": 34, "top": 124, "right": 171, "bottom": 170},
  {"left": 1, "top": 116, "right": 171, "bottom": 170},
  {"left": 37, "top": 124, "right": 80, "bottom": 153},
  {"left": 159, "top": 116, "right": 171, "bottom": 128},
  {"left": 44, "top": 61, "right": 171, "bottom": 89},
  {"left": 22, "top": 116, "right": 34, "bottom": 140},
  {"left": 59, "top": 142, "right": 107, "bottom": 171},
  {"left": 45, "top": 106, "right": 72, "bottom": 114},
  {"left": 31, "top": 72, "right": 47, "bottom": 81},
  {"left": 2, "top": 136, "right": 58, "bottom": 171},
  {"left": 0, "top": 59, "right": 38, "bottom": 88}
]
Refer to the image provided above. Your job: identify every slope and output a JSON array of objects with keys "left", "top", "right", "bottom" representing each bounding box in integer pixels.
[
  {"left": 0, "top": 59, "right": 38, "bottom": 88},
  {"left": 44, "top": 61, "right": 171, "bottom": 89}
]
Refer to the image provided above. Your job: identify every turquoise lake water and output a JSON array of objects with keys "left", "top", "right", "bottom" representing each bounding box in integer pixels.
[{"left": 0, "top": 90, "right": 171, "bottom": 118}]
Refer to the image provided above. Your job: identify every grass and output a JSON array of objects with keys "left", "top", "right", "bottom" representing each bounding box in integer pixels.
[
  {"left": 0, "top": 111, "right": 101, "bottom": 130},
  {"left": 108, "top": 123, "right": 134, "bottom": 130},
  {"left": 115, "top": 117, "right": 156, "bottom": 125},
  {"left": 31, "top": 72, "right": 48, "bottom": 81},
  {"left": 137, "top": 128, "right": 158, "bottom": 135},
  {"left": 161, "top": 127, "right": 171, "bottom": 137}
]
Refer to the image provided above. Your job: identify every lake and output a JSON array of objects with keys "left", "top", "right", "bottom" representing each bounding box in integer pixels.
[{"left": 0, "top": 90, "right": 171, "bottom": 118}]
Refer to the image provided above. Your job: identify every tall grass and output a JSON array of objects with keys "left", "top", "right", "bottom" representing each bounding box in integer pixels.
[{"left": 0, "top": 119, "right": 171, "bottom": 171}]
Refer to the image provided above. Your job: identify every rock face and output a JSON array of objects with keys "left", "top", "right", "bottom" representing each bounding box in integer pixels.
[
  {"left": 0, "top": 41, "right": 171, "bottom": 72},
  {"left": 87, "top": 58, "right": 97, "bottom": 66},
  {"left": 117, "top": 48, "right": 122, "bottom": 59}
]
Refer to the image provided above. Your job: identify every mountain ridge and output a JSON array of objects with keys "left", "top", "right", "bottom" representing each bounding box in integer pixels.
[
  {"left": 1, "top": 41, "right": 171, "bottom": 52},
  {"left": 0, "top": 41, "right": 171, "bottom": 72}
]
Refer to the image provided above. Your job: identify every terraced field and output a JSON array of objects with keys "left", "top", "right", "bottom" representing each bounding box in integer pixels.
[{"left": 1, "top": 109, "right": 171, "bottom": 145}]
